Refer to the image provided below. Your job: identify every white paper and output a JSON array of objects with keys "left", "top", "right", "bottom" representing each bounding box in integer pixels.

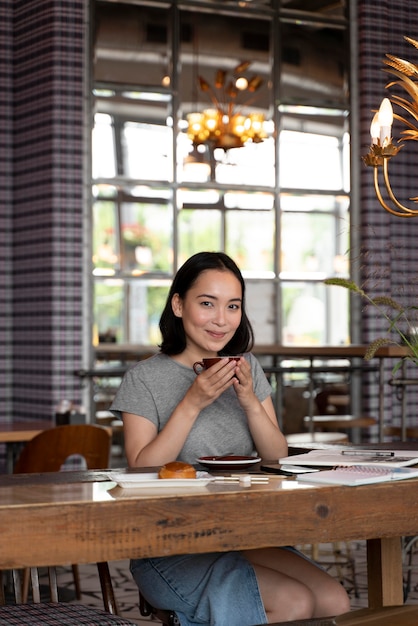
[{"left": 279, "top": 449, "right": 418, "bottom": 468}]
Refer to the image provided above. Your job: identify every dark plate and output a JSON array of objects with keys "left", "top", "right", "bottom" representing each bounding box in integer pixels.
[{"left": 197, "top": 455, "right": 261, "bottom": 470}]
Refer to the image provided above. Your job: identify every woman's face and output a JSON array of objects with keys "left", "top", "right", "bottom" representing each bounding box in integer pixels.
[{"left": 172, "top": 269, "right": 243, "bottom": 358}]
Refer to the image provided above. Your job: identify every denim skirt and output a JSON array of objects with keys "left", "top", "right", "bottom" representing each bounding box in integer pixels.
[{"left": 130, "top": 551, "right": 267, "bottom": 626}]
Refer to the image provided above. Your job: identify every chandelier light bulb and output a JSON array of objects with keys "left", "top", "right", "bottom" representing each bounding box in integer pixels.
[
  {"left": 377, "top": 98, "right": 393, "bottom": 146},
  {"left": 235, "top": 77, "right": 248, "bottom": 90},
  {"left": 370, "top": 112, "right": 380, "bottom": 145}
]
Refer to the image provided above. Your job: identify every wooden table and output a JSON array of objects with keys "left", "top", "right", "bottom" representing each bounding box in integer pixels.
[
  {"left": 0, "top": 420, "right": 53, "bottom": 473},
  {"left": 0, "top": 466, "right": 415, "bottom": 609}
]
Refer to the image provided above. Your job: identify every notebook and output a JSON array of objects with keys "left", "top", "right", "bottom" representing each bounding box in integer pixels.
[
  {"left": 296, "top": 464, "right": 418, "bottom": 486},
  {"left": 279, "top": 448, "right": 418, "bottom": 468}
]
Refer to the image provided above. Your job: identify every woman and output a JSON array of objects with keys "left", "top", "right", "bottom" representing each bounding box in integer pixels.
[{"left": 111, "top": 251, "right": 350, "bottom": 625}]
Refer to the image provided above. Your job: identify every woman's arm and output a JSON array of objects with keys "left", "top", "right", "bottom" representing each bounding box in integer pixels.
[
  {"left": 123, "top": 357, "right": 239, "bottom": 467},
  {"left": 232, "top": 358, "right": 288, "bottom": 459}
]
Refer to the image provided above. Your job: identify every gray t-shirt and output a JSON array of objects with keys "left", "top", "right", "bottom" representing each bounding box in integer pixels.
[{"left": 110, "top": 352, "right": 272, "bottom": 464}]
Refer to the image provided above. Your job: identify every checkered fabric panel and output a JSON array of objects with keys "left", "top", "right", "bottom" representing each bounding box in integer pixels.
[
  {"left": 0, "top": 603, "right": 138, "bottom": 625},
  {"left": 6, "top": 0, "right": 86, "bottom": 423},
  {"left": 357, "top": 0, "right": 418, "bottom": 426},
  {"left": 0, "top": 1, "right": 13, "bottom": 422}
]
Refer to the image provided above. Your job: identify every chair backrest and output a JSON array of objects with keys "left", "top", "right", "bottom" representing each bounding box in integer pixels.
[{"left": 13, "top": 424, "right": 111, "bottom": 473}]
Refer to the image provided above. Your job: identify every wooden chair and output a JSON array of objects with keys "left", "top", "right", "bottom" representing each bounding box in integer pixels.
[
  {"left": 13, "top": 424, "right": 112, "bottom": 601},
  {"left": 13, "top": 423, "right": 111, "bottom": 474},
  {"left": 0, "top": 563, "right": 138, "bottom": 625}
]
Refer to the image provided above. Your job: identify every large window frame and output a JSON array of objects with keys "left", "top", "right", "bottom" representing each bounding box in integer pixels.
[{"left": 91, "top": 0, "right": 351, "bottom": 348}]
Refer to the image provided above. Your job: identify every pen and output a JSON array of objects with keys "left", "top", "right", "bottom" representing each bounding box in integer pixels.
[{"left": 341, "top": 450, "right": 395, "bottom": 457}]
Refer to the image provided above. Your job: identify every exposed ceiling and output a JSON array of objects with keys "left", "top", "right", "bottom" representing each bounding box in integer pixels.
[{"left": 93, "top": 0, "right": 348, "bottom": 129}]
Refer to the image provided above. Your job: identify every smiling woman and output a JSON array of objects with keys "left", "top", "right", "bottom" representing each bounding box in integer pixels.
[{"left": 108, "top": 250, "right": 350, "bottom": 625}]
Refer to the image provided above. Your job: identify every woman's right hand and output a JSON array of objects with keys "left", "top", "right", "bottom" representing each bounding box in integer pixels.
[{"left": 187, "top": 357, "right": 238, "bottom": 410}]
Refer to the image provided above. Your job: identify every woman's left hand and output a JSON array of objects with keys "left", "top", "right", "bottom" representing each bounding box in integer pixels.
[{"left": 232, "top": 357, "right": 257, "bottom": 409}]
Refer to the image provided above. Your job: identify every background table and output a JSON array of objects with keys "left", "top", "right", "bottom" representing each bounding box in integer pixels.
[{"left": 0, "top": 420, "right": 53, "bottom": 473}]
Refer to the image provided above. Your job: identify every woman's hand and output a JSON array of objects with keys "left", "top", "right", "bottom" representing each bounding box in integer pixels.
[
  {"left": 186, "top": 357, "right": 238, "bottom": 411},
  {"left": 232, "top": 357, "right": 258, "bottom": 410},
  {"left": 233, "top": 358, "right": 288, "bottom": 459}
]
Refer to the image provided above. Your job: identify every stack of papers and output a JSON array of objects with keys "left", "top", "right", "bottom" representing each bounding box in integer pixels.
[{"left": 279, "top": 448, "right": 418, "bottom": 468}]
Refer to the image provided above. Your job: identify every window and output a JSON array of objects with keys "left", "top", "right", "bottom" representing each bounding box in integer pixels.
[{"left": 92, "top": 0, "right": 350, "bottom": 347}]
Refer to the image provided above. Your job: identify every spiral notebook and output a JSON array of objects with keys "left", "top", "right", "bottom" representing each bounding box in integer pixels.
[{"left": 296, "top": 464, "right": 418, "bottom": 486}]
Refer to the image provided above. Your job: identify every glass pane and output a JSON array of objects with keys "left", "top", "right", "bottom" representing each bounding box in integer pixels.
[
  {"left": 224, "top": 191, "right": 274, "bottom": 210},
  {"left": 226, "top": 210, "right": 275, "bottom": 276},
  {"left": 92, "top": 197, "right": 119, "bottom": 273},
  {"left": 94, "top": 280, "right": 124, "bottom": 344},
  {"left": 178, "top": 136, "right": 212, "bottom": 183},
  {"left": 122, "top": 121, "right": 173, "bottom": 181},
  {"left": 128, "top": 280, "right": 170, "bottom": 345},
  {"left": 279, "top": 130, "right": 343, "bottom": 190},
  {"left": 92, "top": 113, "right": 116, "bottom": 179},
  {"left": 280, "top": 212, "right": 345, "bottom": 276},
  {"left": 246, "top": 280, "right": 276, "bottom": 344},
  {"left": 94, "top": 3, "right": 171, "bottom": 88},
  {"left": 282, "top": 281, "right": 348, "bottom": 345},
  {"left": 214, "top": 139, "right": 275, "bottom": 187},
  {"left": 280, "top": 21, "right": 348, "bottom": 109},
  {"left": 282, "top": 282, "right": 325, "bottom": 345},
  {"left": 327, "top": 283, "right": 350, "bottom": 345},
  {"left": 121, "top": 199, "right": 172, "bottom": 274},
  {"left": 281, "top": 193, "right": 349, "bottom": 213},
  {"left": 178, "top": 209, "right": 221, "bottom": 264}
]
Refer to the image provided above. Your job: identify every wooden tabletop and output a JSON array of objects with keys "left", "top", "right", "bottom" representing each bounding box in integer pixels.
[
  {"left": 0, "top": 420, "right": 53, "bottom": 444},
  {"left": 0, "top": 465, "right": 415, "bottom": 608}
]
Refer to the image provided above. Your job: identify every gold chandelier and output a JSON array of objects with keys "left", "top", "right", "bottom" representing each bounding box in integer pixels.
[
  {"left": 363, "top": 36, "right": 418, "bottom": 217},
  {"left": 186, "top": 61, "right": 267, "bottom": 151}
]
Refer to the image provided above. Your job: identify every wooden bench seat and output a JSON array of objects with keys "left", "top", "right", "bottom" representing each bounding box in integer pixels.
[{"left": 262, "top": 605, "right": 418, "bottom": 625}]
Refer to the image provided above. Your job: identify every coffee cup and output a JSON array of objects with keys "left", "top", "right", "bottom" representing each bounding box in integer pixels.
[{"left": 193, "top": 356, "right": 240, "bottom": 374}]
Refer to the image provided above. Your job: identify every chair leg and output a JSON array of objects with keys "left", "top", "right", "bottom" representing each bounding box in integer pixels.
[
  {"left": 72, "top": 564, "right": 82, "bottom": 600},
  {"left": 48, "top": 567, "right": 59, "bottom": 603},
  {"left": 29, "top": 568, "right": 40, "bottom": 603},
  {"left": 0, "top": 571, "right": 5, "bottom": 605},
  {"left": 22, "top": 568, "right": 30, "bottom": 602},
  {"left": 97, "top": 561, "right": 120, "bottom": 615}
]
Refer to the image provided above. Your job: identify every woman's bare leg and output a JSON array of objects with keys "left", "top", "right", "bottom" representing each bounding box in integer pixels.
[{"left": 244, "top": 547, "right": 351, "bottom": 621}]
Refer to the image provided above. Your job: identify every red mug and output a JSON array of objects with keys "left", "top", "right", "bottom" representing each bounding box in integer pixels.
[{"left": 193, "top": 356, "right": 240, "bottom": 374}]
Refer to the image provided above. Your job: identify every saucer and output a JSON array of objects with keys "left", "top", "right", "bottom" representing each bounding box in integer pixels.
[{"left": 197, "top": 455, "right": 261, "bottom": 470}]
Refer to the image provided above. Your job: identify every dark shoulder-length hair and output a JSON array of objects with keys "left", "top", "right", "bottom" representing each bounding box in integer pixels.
[{"left": 159, "top": 251, "right": 254, "bottom": 355}]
